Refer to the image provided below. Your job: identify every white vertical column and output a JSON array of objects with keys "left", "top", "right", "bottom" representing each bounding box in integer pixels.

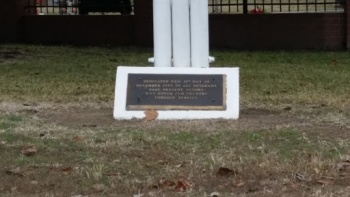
[
  {"left": 153, "top": 0, "right": 172, "bottom": 67},
  {"left": 172, "top": 0, "right": 191, "bottom": 67},
  {"left": 190, "top": 0, "right": 209, "bottom": 68}
]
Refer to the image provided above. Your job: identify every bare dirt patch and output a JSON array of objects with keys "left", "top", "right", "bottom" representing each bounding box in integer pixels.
[
  {"left": 36, "top": 106, "right": 295, "bottom": 128},
  {"left": 2, "top": 101, "right": 349, "bottom": 141},
  {"left": 35, "top": 105, "right": 350, "bottom": 133},
  {"left": 1, "top": 101, "right": 346, "bottom": 135},
  {"left": 38, "top": 108, "right": 115, "bottom": 128}
]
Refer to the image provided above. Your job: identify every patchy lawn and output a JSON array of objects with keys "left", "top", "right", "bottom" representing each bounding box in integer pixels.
[{"left": 0, "top": 45, "right": 350, "bottom": 196}]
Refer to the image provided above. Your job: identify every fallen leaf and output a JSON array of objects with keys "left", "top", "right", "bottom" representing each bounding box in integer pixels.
[
  {"left": 315, "top": 177, "right": 335, "bottom": 185},
  {"left": 283, "top": 181, "right": 297, "bottom": 189},
  {"left": 330, "top": 59, "right": 338, "bottom": 65},
  {"left": 48, "top": 166, "right": 74, "bottom": 175},
  {"left": 48, "top": 167, "right": 57, "bottom": 174},
  {"left": 152, "top": 178, "right": 176, "bottom": 189},
  {"left": 158, "top": 178, "right": 176, "bottom": 188},
  {"left": 21, "top": 145, "right": 37, "bottom": 156},
  {"left": 5, "top": 167, "right": 24, "bottom": 177},
  {"left": 175, "top": 179, "right": 191, "bottom": 192},
  {"left": 216, "top": 167, "right": 237, "bottom": 177},
  {"left": 61, "top": 167, "right": 74, "bottom": 175},
  {"left": 73, "top": 136, "right": 84, "bottom": 141},
  {"left": 144, "top": 109, "right": 158, "bottom": 121},
  {"left": 210, "top": 192, "right": 221, "bottom": 197},
  {"left": 234, "top": 180, "right": 245, "bottom": 187}
]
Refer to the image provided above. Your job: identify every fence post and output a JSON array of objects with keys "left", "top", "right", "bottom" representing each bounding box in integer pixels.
[
  {"left": 243, "top": 0, "right": 248, "bottom": 14},
  {"left": 346, "top": 0, "right": 350, "bottom": 49},
  {"left": 0, "top": 0, "right": 27, "bottom": 42}
]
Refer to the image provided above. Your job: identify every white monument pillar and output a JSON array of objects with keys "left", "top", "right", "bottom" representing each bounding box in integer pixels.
[
  {"left": 190, "top": 0, "right": 210, "bottom": 68},
  {"left": 114, "top": 0, "right": 239, "bottom": 120},
  {"left": 151, "top": 0, "right": 212, "bottom": 67},
  {"left": 153, "top": 0, "right": 172, "bottom": 67},
  {"left": 172, "top": 0, "right": 191, "bottom": 67}
]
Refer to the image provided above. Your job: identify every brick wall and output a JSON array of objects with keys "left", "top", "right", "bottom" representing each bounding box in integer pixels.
[
  {"left": 323, "top": 13, "right": 346, "bottom": 49},
  {"left": 210, "top": 13, "right": 345, "bottom": 50},
  {"left": 21, "top": 15, "right": 134, "bottom": 45},
  {"left": 134, "top": 0, "right": 153, "bottom": 46},
  {"left": 0, "top": 0, "right": 349, "bottom": 50},
  {"left": 0, "top": 0, "right": 28, "bottom": 42}
]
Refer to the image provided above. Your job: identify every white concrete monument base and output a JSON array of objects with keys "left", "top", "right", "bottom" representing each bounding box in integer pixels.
[{"left": 113, "top": 66, "right": 239, "bottom": 120}]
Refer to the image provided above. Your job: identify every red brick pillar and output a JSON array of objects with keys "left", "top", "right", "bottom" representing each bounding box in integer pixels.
[
  {"left": 346, "top": 0, "right": 350, "bottom": 49},
  {"left": 0, "top": 0, "right": 28, "bottom": 42},
  {"left": 133, "top": 0, "right": 153, "bottom": 46}
]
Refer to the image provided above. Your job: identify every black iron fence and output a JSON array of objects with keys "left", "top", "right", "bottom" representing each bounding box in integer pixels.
[
  {"left": 25, "top": 0, "right": 134, "bottom": 15},
  {"left": 209, "top": 0, "right": 345, "bottom": 14},
  {"left": 26, "top": 0, "right": 344, "bottom": 15}
]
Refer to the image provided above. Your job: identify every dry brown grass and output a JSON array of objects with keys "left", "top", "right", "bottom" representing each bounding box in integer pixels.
[{"left": 1, "top": 103, "right": 350, "bottom": 196}]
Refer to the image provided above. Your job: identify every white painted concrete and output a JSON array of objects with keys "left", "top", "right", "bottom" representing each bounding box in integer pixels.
[
  {"left": 113, "top": 0, "right": 239, "bottom": 120},
  {"left": 114, "top": 66, "right": 239, "bottom": 120},
  {"left": 153, "top": 0, "right": 172, "bottom": 67},
  {"left": 190, "top": 0, "right": 209, "bottom": 68},
  {"left": 151, "top": 0, "right": 213, "bottom": 67},
  {"left": 172, "top": 0, "right": 191, "bottom": 67}
]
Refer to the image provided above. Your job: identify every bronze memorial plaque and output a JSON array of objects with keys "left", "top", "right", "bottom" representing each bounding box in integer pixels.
[{"left": 126, "top": 74, "right": 226, "bottom": 110}]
